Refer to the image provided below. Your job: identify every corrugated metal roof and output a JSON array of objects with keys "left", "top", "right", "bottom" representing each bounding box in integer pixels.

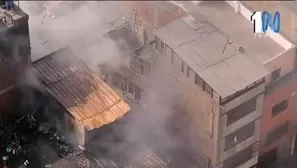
[
  {"left": 154, "top": 15, "right": 269, "bottom": 98},
  {"left": 32, "top": 47, "right": 130, "bottom": 130}
]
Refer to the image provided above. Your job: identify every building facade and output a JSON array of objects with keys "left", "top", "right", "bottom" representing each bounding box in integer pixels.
[
  {"left": 105, "top": 14, "right": 268, "bottom": 168},
  {"left": 0, "top": 2, "right": 31, "bottom": 114},
  {"left": 99, "top": 1, "right": 297, "bottom": 167},
  {"left": 223, "top": 1, "right": 297, "bottom": 166}
]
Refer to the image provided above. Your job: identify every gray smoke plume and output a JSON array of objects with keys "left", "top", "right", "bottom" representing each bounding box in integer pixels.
[{"left": 16, "top": 1, "right": 201, "bottom": 167}]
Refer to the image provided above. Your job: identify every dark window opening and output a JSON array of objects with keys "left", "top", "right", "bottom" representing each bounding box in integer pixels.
[
  {"left": 271, "top": 68, "right": 281, "bottom": 81},
  {"left": 272, "top": 99, "right": 288, "bottom": 117},
  {"left": 160, "top": 41, "right": 164, "bottom": 53},
  {"left": 265, "top": 122, "right": 289, "bottom": 146},
  {"left": 143, "top": 29, "right": 148, "bottom": 44},
  {"left": 223, "top": 145, "right": 253, "bottom": 168},
  {"left": 155, "top": 37, "right": 160, "bottom": 50},
  {"left": 225, "top": 121, "right": 255, "bottom": 151},
  {"left": 195, "top": 73, "right": 203, "bottom": 87},
  {"left": 120, "top": 80, "right": 127, "bottom": 92},
  {"left": 227, "top": 97, "right": 257, "bottom": 125},
  {"left": 204, "top": 82, "right": 213, "bottom": 97},
  {"left": 140, "top": 61, "right": 144, "bottom": 75},
  {"left": 187, "top": 65, "right": 190, "bottom": 78},
  {"left": 171, "top": 52, "right": 174, "bottom": 64},
  {"left": 128, "top": 82, "right": 134, "bottom": 94},
  {"left": 181, "top": 61, "right": 184, "bottom": 73},
  {"left": 135, "top": 86, "right": 142, "bottom": 100}
]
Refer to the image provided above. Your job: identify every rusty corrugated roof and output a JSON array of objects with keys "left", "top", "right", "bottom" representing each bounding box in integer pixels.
[{"left": 32, "top": 47, "right": 130, "bottom": 130}]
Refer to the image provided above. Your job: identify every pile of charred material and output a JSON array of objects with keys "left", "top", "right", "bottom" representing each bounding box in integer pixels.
[
  {"left": 0, "top": 109, "right": 79, "bottom": 168},
  {"left": 0, "top": 85, "right": 83, "bottom": 168}
]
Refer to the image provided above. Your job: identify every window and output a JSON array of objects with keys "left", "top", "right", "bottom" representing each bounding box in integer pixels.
[
  {"left": 271, "top": 68, "right": 281, "bottom": 81},
  {"left": 140, "top": 61, "right": 144, "bottom": 75},
  {"left": 128, "top": 82, "right": 134, "bottom": 94},
  {"left": 135, "top": 86, "right": 142, "bottom": 100},
  {"left": 155, "top": 37, "right": 159, "bottom": 50},
  {"left": 181, "top": 60, "right": 184, "bottom": 73},
  {"left": 265, "top": 122, "right": 289, "bottom": 146},
  {"left": 160, "top": 41, "right": 164, "bottom": 53},
  {"left": 272, "top": 99, "right": 288, "bottom": 117},
  {"left": 225, "top": 121, "right": 255, "bottom": 151},
  {"left": 195, "top": 73, "right": 203, "bottom": 87},
  {"left": 143, "top": 29, "right": 148, "bottom": 44},
  {"left": 223, "top": 145, "right": 253, "bottom": 168},
  {"left": 187, "top": 65, "right": 190, "bottom": 78},
  {"left": 171, "top": 52, "right": 175, "bottom": 64},
  {"left": 227, "top": 97, "right": 257, "bottom": 125},
  {"left": 120, "top": 80, "right": 127, "bottom": 92},
  {"left": 203, "top": 82, "right": 213, "bottom": 97}
]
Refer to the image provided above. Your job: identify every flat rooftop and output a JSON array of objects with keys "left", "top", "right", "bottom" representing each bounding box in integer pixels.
[
  {"left": 154, "top": 14, "right": 269, "bottom": 99},
  {"left": 182, "top": 1, "right": 285, "bottom": 63}
]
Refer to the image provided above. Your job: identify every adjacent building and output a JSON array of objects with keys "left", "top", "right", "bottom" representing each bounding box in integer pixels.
[
  {"left": 106, "top": 1, "right": 297, "bottom": 168},
  {"left": 221, "top": 1, "right": 297, "bottom": 167},
  {"left": 0, "top": 2, "right": 31, "bottom": 110},
  {"left": 153, "top": 13, "right": 272, "bottom": 168}
]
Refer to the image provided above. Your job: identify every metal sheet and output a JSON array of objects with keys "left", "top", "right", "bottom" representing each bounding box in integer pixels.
[{"left": 33, "top": 47, "right": 130, "bottom": 130}]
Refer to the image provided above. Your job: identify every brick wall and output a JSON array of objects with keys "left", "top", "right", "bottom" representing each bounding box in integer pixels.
[
  {"left": 241, "top": 1, "right": 297, "bottom": 44},
  {"left": 156, "top": 44, "right": 217, "bottom": 161},
  {"left": 130, "top": 1, "right": 188, "bottom": 42}
]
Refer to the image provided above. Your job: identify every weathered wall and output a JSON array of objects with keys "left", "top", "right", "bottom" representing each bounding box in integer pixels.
[
  {"left": 130, "top": 1, "right": 188, "bottom": 42},
  {"left": 262, "top": 72, "right": 297, "bottom": 152},
  {"left": 265, "top": 47, "right": 296, "bottom": 84},
  {"left": 157, "top": 44, "right": 217, "bottom": 162}
]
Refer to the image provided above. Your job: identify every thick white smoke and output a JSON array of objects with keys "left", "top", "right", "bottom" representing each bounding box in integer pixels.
[{"left": 16, "top": 1, "right": 201, "bottom": 167}]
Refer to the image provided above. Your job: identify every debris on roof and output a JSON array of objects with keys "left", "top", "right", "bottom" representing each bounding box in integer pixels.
[{"left": 32, "top": 47, "right": 131, "bottom": 130}]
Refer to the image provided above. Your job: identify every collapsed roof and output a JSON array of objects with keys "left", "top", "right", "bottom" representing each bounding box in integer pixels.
[{"left": 32, "top": 47, "right": 130, "bottom": 130}]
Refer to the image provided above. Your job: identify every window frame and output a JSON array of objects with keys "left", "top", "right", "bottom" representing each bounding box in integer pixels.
[
  {"left": 187, "top": 65, "right": 190, "bottom": 78},
  {"left": 181, "top": 60, "right": 184, "bottom": 73},
  {"left": 171, "top": 51, "right": 175, "bottom": 64},
  {"left": 271, "top": 98, "right": 289, "bottom": 117},
  {"left": 271, "top": 68, "right": 281, "bottom": 81}
]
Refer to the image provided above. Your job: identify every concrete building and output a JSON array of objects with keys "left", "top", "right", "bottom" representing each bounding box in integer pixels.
[
  {"left": 211, "top": 1, "right": 297, "bottom": 166},
  {"left": 0, "top": 2, "right": 31, "bottom": 116},
  {"left": 153, "top": 13, "right": 272, "bottom": 168},
  {"left": 107, "top": 1, "right": 297, "bottom": 168}
]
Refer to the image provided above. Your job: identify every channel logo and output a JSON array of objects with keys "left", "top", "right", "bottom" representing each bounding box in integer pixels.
[{"left": 251, "top": 11, "right": 281, "bottom": 34}]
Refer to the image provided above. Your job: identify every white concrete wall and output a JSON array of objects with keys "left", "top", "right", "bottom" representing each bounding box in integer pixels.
[{"left": 217, "top": 86, "right": 264, "bottom": 167}]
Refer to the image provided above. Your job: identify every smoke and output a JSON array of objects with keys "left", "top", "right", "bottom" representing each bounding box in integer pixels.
[
  {"left": 85, "top": 52, "right": 189, "bottom": 166},
  {"left": 21, "top": 1, "right": 131, "bottom": 68},
  {"left": 14, "top": 1, "right": 199, "bottom": 167},
  {"left": 17, "top": 0, "right": 133, "bottom": 131}
]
